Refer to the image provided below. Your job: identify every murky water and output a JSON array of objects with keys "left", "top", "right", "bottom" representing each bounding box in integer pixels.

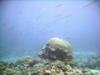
[{"left": 0, "top": 0, "right": 100, "bottom": 75}]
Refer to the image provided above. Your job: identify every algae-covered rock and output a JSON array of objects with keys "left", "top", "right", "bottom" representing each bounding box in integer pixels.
[
  {"left": 85, "top": 54, "right": 100, "bottom": 69},
  {"left": 39, "top": 37, "right": 73, "bottom": 65},
  {"left": 32, "top": 63, "right": 45, "bottom": 75},
  {"left": 0, "top": 61, "right": 9, "bottom": 75},
  {"left": 3, "top": 68, "right": 22, "bottom": 75},
  {"left": 0, "top": 61, "right": 8, "bottom": 70},
  {"left": 16, "top": 56, "right": 39, "bottom": 67}
]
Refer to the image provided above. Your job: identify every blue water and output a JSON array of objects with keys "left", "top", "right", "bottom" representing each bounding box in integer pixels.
[{"left": 0, "top": 0, "right": 100, "bottom": 61}]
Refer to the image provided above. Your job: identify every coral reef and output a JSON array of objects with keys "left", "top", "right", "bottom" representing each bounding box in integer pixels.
[
  {"left": 0, "top": 37, "right": 100, "bottom": 75},
  {"left": 84, "top": 53, "right": 100, "bottom": 69},
  {"left": 16, "top": 56, "right": 39, "bottom": 67},
  {"left": 39, "top": 37, "right": 73, "bottom": 65},
  {"left": 0, "top": 61, "right": 8, "bottom": 75}
]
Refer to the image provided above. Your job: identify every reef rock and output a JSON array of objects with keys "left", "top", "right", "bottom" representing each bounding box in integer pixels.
[
  {"left": 16, "top": 56, "right": 39, "bottom": 67},
  {"left": 39, "top": 37, "right": 73, "bottom": 65}
]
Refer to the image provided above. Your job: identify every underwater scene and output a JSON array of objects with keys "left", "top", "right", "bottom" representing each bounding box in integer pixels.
[{"left": 0, "top": 0, "right": 100, "bottom": 75}]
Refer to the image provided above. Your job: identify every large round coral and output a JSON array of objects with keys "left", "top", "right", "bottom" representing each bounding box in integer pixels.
[
  {"left": 47, "top": 37, "right": 71, "bottom": 51},
  {"left": 39, "top": 37, "right": 73, "bottom": 64}
]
